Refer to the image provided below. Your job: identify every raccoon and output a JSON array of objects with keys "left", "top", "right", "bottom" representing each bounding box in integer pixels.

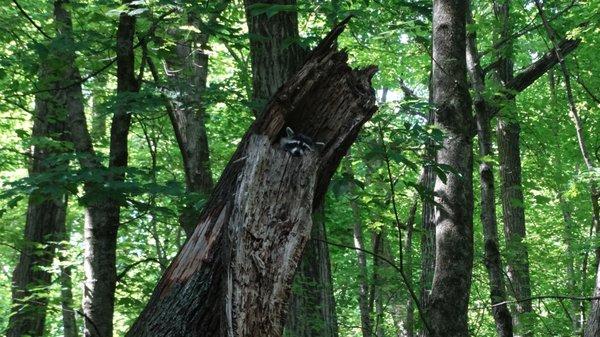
[{"left": 279, "top": 127, "right": 324, "bottom": 157}]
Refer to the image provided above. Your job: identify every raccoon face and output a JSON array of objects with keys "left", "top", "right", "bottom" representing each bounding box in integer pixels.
[{"left": 280, "top": 127, "right": 320, "bottom": 157}]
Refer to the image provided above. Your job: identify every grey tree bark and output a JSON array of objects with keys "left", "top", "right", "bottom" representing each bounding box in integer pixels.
[
  {"left": 125, "top": 20, "right": 377, "bottom": 336},
  {"left": 492, "top": 2, "right": 534, "bottom": 335},
  {"left": 465, "top": 6, "right": 513, "bottom": 337},
  {"left": 57, "top": 206, "right": 78, "bottom": 337},
  {"left": 425, "top": 0, "right": 475, "bottom": 336},
  {"left": 584, "top": 262, "right": 600, "bottom": 337},
  {"left": 419, "top": 83, "right": 436, "bottom": 320}
]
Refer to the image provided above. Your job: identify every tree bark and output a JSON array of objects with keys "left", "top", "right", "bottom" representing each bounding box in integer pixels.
[
  {"left": 51, "top": 1, "right": 138, "bottom": 336},
  {"left": 244, "top": 0, "right": 306, "bottom": 114},
  {"left": 465, "top": 6, "right": 514, "bottom": 337},
  {"left": 125, "top": 19, "right": 377, "bottom": 336},
  {"left": 419, "top": 82, "right": 436, "bottom": 321},
  {"left": 425, "top": 0, "right": 475, "bottom": 336},
  {"left": 57, "top": 204, "right": 78, "bottom": 337},
  {"left": 163, "top": 2, "right": 230, "bottom": 235},
  {"left": 7, "top": 2, "right": 72, "bottom": 336},
  {"left": 285, "top": 205, "right": 339, "bottom": 337},
  {"left": 79, "top": 4, "right": 139, "bottom": 336},
  {"left": 243, "top": 2, "right": 339, "bottom": 336},
  {"left": 584, "top": 261, "right": 600, "bottom": 337},
  {"left": 492, "top": 2, "right": 534, "bottom": 335}
]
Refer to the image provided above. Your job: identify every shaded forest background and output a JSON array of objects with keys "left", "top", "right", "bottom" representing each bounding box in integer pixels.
[{"left": 0, "top": 0, "right": 599, "bottom": 336}]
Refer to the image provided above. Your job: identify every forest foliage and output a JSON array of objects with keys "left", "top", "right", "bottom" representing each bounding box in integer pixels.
[{"left": 0, "top": 0, "right": 599, "bottom": 336}]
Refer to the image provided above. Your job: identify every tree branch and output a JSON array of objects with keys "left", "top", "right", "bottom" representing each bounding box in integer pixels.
[
  {"left": 12, "top": 0, "right": 52, "bottom": 39},
  {"left": 505, "top": 38, "right": 580, "bottom": 95}
]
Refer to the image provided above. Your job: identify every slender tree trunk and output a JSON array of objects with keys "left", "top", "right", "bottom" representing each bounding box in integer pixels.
[
  {"left": 285, "top": 204, "right": 339, "bottom": 337},
  {"left": 548, "top": 69, "right": 583, "bottom": 332},
  {"left": 125, "top": 21, "right": 377, "bottom": 336},
  {"left": 162, "top": 2, "right": 230, "bottom": 235},
  {"left": 346, "top": 161, "right": 373, "bottom": 337},
  {"left": 465, "top": 6, "right": 514, "bottom": 337},
  {"left": 533, "top": 4, "right": 600, "bottom": 301},
  {"left": 80, "top": 4, "right": 139, "bottom": 336},
  {"left": 425, "top": 0, "right": 475, "bottom": 336},
  {"left": 584, "top": 261, "right": 600, "bottom": 337},
  {"left": 371, "top": 232, "right": 385, "bottom": 337},
  {"left": 57, "top": 203, "right": 78, "bottom": 337},
  {"left": 244, "top": 0, "right": 306, "bottom": 114},
  {"left": 403, "top": 200, "right": 418, "bottom": 337},
  {"left": 419, "top": 81, "right": 436, "bottom": 319},
  {"left": 51, "top": 1, "right": 138, "bottom": 336},
  {"left": 492, "top": 2, "right": 534, "bottom": 335}
]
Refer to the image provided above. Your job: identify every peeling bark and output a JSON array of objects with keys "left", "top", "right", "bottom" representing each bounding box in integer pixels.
[{"left": 125, "top": 19, "right": 377, "bottom": 337}]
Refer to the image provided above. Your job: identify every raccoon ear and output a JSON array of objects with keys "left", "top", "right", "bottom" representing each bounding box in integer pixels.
[{"left": 286, "top": 127, "right": 295, "bottom": 138}]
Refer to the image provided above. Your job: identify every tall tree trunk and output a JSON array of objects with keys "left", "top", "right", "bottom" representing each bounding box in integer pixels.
[
  {"left": 52, "top": 1, "right": 138, "bottom": 336},
  {"left": 285, "top": 204, "right": 339, "bottom": 337},
  {"left": 57, "top": 203, "right": 78, "bottom": 337},
  {"left": 163, "top": 2, "right": 230, "bottom": 235},
  {"left": 244, "top": 0, "right": 305, "bottom": 114},
  {"left": 346, "top": 161, "right": 373, "bottom": 337},
  {"left": 243, "top": 2, "right": 338, "bottom": 336},
  {"left": 80, "top": 4, "right": 139, "bottom": 336},
  {"left": 425, "top": 0, "right": 475, "bottom": 336},
  {"left": 493, "top": 1, "right": 534, "bottom": 335},
  {"left": 465, "top": 6, "right": 513, "bottom": 337},
  {"left": 404, "top": 200, "right": 418, "bottom": 337},
  {"left": 7, "top": 2, "right": 72, "bottom": 336},
  {"left": 125, "top": 20, "right": 377, "bottom": 336},
  {"left": 584, "top": 261, "right": 600, "bottom": 337},
  {"left": 419, "top": 82, "right": 436, "bottom": 319},
  {"left": 548, "top": 69, "right": 583, "bottom": 332}
]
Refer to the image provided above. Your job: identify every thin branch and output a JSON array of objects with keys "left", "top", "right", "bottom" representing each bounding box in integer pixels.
[
  {"left": 12, "top": 0, "right": 52, "bottom": 39},
  {"left": 116, "top": 257, "right": 165, "bottom": 282}
]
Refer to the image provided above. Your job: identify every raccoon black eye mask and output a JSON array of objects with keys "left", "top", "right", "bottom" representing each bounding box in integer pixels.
[{"left": 279, "top": 127, "right": 324, "bottom": 157}]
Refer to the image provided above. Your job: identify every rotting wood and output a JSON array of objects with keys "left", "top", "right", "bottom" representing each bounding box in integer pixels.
[{"left": 126, "top": 17, "right": 377, "bottom": 337}]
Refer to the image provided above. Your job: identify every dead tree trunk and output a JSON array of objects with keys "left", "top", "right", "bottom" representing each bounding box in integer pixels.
[{"left": 125, "top": 18, "right": 377, "bottom": 337}]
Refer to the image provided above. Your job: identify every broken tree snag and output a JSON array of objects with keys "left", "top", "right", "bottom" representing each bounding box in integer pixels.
[
  {"left": 126, "top": 16, "right": 377, "bottom": 337},
  {"left": 226, "top": 136, "right": 318, "bottom": 336}
]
